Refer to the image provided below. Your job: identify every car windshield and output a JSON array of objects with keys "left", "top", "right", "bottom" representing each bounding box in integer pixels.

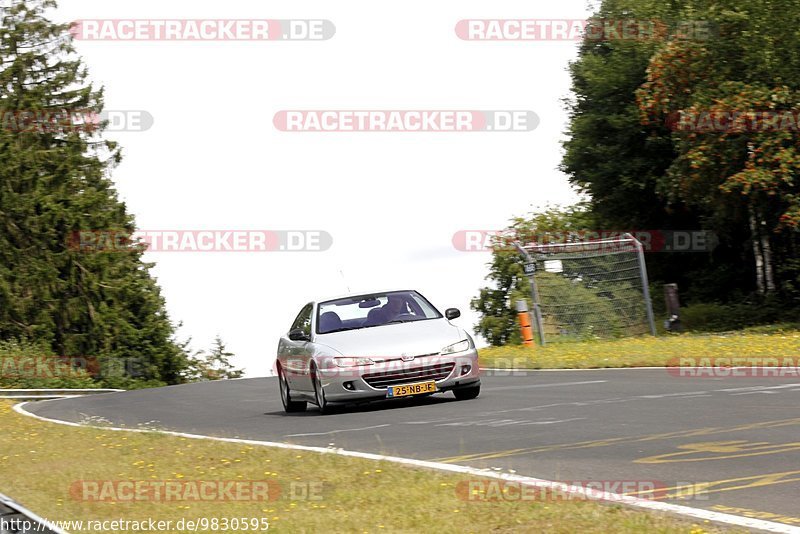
[{"left": 316, "top": 290, "right": 442, "bottom": 334}]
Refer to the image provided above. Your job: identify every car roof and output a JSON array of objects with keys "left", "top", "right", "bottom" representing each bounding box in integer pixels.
[{"left": 315, "top": 289, "right": 420, "bottom": 304}]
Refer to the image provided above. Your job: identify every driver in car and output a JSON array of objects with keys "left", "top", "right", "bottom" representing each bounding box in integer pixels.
[{"left": 383, "top": 294, "right": 409, "bottom": 321}]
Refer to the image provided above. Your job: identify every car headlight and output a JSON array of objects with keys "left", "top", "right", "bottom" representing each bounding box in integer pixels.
[
  {"left": 441, "top": 339, "right": 471, "bottom": 355},
  {"left": 334, "top": 357, "right": 375, "bottom": 367}
]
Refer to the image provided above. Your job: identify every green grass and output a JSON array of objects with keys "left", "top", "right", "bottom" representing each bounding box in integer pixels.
[
  {"left": 0, "top": 401, "right": 729, "bottom": 533},
  {"left": 477, "top": 326, "right": 800, "bottom": 369}
]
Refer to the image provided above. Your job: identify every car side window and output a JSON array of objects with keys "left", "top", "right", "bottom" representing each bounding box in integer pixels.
[{"left": 290, "top": 304, "right": 313, "bottom": 337}]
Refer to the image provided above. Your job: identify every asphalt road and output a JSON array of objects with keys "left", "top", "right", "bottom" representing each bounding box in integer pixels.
[{"left": 25, "top": 370, "right": 800, "bottom": 529}]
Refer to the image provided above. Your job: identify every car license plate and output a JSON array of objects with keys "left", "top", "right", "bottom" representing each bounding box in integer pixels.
[{"left": 387, "top": 381, "right": 436, "bottom": 398}]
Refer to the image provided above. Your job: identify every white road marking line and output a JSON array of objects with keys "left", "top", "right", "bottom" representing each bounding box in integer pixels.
[
  {"left": 13, "top": 403, "right": 799, "bottom": 533},
  {"left": 284, "top": 424, "right": 390, "bottom": 438},
  {"left": 486, "top": 380, "right": 606, "bottom": 392},
  {"left": 436, "top": 417, "right": 585, "bottom": 428},
  {"left": 717, "top": 384, "right": 800, "bottom": 393},
  {"left": 476, "top": 391, "right": 712, "bottom": 416},
  {"left": 636, "top": 391, "right": 708, "bottom": 399},
  {"left": 404, "top": 418, "right": 460, "bottom": 425},
  {"left": 518, "top": 417, "right": 586, "bottom": 425}
]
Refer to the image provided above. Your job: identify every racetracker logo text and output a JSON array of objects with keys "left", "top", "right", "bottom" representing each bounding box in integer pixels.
[
  {"left": 69, "top": 480, "right": 326, "bottom": 502},
  {"left": 70, "top": 19, "right": 335, "bottom": 41},
  {"left": 453, "top": 480, "right": 707, "bottom": 502},
  {"left": 0, "top": 356, "right": 98, "bottom": 378},
  {"left": 668, "top": 357, "right": 800, "bottom": 378},
  {"left": 0, "top": 110, "right": 154, "bottom": 133},
  {"left": 667, "top": 110, "right": 800, "bottom": 132},
  {"left": 455, "top": 19, "right": 712, "bottom": 41},
  {"left": 273, "top": 110, "right": 538, "bottom": 132},
  {"left": 452, "top": 230, "right": 717, "bottom": 253},
  {"left": 68, "top": 230, "right": 333, "bottom": 253}
]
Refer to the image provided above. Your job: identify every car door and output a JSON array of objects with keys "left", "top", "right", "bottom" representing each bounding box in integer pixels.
[{"left": 281, "top": 303, "right": 315, "bottom": 392}]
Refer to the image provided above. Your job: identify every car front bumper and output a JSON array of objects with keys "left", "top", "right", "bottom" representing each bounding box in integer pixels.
[{"left": 317, "top": 349, "right": 480, "bottom": 403}]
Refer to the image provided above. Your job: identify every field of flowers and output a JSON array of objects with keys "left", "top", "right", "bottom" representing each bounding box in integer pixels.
[{"left": 477, "top": 326, "right": 800, "bottom": 370}]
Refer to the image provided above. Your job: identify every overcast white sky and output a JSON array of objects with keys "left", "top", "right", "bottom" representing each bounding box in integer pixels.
[{"left": 52, "top": 0, "right": 592, "bottom": 377}]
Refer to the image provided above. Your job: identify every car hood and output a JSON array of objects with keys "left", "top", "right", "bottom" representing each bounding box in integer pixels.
[{"left": 315, "top": 319, "right": 466, "bottom": 358}]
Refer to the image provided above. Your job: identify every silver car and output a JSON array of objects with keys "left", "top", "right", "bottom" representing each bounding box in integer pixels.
[{"left": 276, "top": 289, "right": 481, "bottom": 414}]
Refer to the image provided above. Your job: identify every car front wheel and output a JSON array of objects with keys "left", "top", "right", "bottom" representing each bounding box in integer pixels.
[
  {"left": 311, "top": 363, "right": 331, "bottom": 415},
  {"left": 278, "top": 364, "right": 307, "bottom": 413},
  {"left": 453, "top": 383, "right": 480, "bottom": 401}
]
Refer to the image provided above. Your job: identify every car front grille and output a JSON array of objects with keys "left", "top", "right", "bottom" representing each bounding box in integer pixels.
[{"left": 362, "top": 362, "right": 456, "bottom": 389}]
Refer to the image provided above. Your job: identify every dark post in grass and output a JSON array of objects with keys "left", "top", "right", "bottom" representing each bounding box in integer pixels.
[{"left": 664, "top": 283, "right": 682, "bottom": 332}]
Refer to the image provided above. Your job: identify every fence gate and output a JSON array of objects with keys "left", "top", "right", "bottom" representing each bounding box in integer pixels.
[{"left": 514, "top": 233, "right": 656, "bottom": 345}]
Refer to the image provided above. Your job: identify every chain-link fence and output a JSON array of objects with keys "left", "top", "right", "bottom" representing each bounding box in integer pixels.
[{"left": 515, "top": 234, "right": 656, "bottom": 344}]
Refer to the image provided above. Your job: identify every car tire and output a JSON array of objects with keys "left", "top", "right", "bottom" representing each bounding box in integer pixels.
[
  {"left": 278, "top": 364, "right": 307, "bottom": 413},
  {"left": 453, "top": 383, "right": 480, "bottom": 401},
  {"left": 311, "top": 363, "right": 331, "bottom": 415}
]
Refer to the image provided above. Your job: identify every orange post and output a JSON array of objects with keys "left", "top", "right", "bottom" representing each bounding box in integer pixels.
[{"left": 516, "top": 300, "right": 535, "bottom": 346}]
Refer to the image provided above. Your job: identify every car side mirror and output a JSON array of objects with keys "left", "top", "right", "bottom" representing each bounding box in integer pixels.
[
  {"left": 445, "top": 308, "right": 461, "bottom": 320},
  {"left": 288, "top": 328, "right": 310, "bottom": 342}
]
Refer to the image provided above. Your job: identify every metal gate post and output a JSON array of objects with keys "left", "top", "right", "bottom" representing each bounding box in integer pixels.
[
  {"left": 625, "top": 233, "right": 657, "bottom": 336},
  {"left": 514, "top": 242, "right": 546, "bottom": 346}
]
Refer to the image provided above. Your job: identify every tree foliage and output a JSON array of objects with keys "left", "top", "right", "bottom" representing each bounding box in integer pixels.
[
  {"left": 0, "top": 0, "right": 189, "bottom": 384},
  {"left": 476, "top": 0, "right": 800, "bottom": 345},
  {"left": 634, "top": 0, "right": 800, "bottom": 298},
  {"left": 184, "top": 336, "right": 245, "bottom": 382}
]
